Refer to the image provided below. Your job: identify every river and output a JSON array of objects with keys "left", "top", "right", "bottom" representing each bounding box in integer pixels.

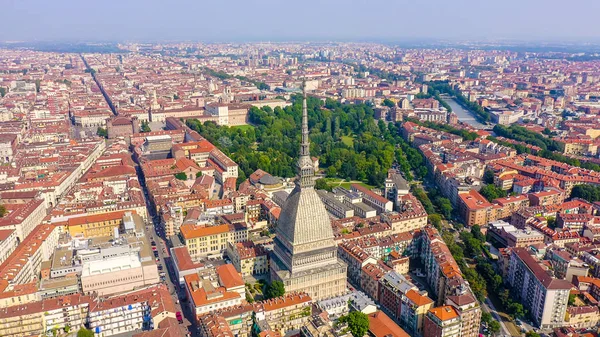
[{"left": 440, "top": 95, "right": 487, "bottom": 129}]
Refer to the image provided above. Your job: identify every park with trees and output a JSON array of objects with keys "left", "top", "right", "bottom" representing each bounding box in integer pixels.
[{"left": 187, "top": 94, "right": 429, "bottom": 188}]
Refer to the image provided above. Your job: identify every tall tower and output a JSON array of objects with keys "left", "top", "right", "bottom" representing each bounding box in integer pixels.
[
  {"left": 270, "top": 82, "right": 347, "bottom": 300},
  {"left": 297, "top": 82, "right": 315, "bottom": 189},
  {"left": 150, "top": 90, "right": 160, "bottom": 111}
]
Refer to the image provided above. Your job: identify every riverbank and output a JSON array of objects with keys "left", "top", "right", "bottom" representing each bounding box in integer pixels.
[{"left": 440, "top": 95, "right": 488, "bottom": 129}]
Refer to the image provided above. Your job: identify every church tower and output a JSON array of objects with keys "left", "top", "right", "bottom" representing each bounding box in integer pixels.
[
  {"left": 270, "top": 82, "right": 347, "bottom": 300},
  {"left": 150, "top": 90, "right": 160, "bottom": 111}
]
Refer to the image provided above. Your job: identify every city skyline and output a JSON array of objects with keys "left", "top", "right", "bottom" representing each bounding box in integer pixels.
[{"left": 2, "top": 0, "right": 600, "bottom": 43}]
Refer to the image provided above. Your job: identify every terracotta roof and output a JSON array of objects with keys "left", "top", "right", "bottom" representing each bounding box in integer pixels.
[
  {"left": 428, "top": 305, "right": 459, "bottom": 321},
  {"left": 513, "top": 248, "right": 573, "bottom": 289},
  {"left": 66, "top": 210, "right": 133, "bottom": 226},
  {"left": 404, "top": 289, "right": 433, "bottom": 307},
  {"left": 216, "top": 264, "right": 244, "bottom": 289},
  {"left": 259, "top": 292, "right": 312, "bottom": 312},
  {"left": 180, "top": 224, "right": 230, "bottom": 240},
  {"left": 368, "top": 311, "right": 410, "bottom": 337},
  {"left": 172, "top": 246, "right": 203, "bottom": 272}
]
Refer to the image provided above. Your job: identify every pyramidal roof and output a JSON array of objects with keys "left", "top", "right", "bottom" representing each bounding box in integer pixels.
[{"left": 275, "top": 83, "right": 334, "bottom": 246}]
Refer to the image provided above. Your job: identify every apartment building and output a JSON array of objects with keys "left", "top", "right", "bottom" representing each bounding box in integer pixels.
[
  {"left": 337, "top": 241, "right": 377, "bottom": 286},
  {"left": 488, "top": 220, "right": 545, "bottom": 248},
  {"left": 458, "top": 190, "right": 495, "bottom": 226},
  {"left": 506, "top": 248, "right": 572, "bottom": 329},
  {"left": 184, "top": 264, "right": 245, "bottom": 316},
  {"left": 384, "top": 169, "right": 410, "bottom": 209},
  {"left": 360, "top": 262, "right": 388, "bottom": 302},
  {"left": 458, "top": 190, "right": 530, "bottom": 226},
  {"left": 199, "top": 314, "right": 235, "bottom": 337},
  {"left": 400, "top": 289, "right": 434, "bottom": 337},
  {"left": 0, "top": 293, "right": 92, "bottom": 337},
  {"left": 378, "top": 271, "right": 418, "bottom": 321},
  {"left": 181, "top": 223, "right": 243, "bottom": 259},
  {"left": 170, "top": 246, "right": 205, "bottom": 286},
  {"left": 255, "top": 292, "right": 312, "bottom": 335},
  {"left": 0, "top": 224, "right": 60, "bottom": 286},
  {"left": 0, "top": 198, "right": 46, "bottom": 240},
  {"left": 226, "top": 241, "right": 268, "bottom": 277},
  {"left": 527, "top": 188, "right": 565, "bottom": 207},
  {"left": 0, "top": 230, "right": 18, "bottom": 266},
  {"left": 424, "top": 306, "right": 462, "bottom": 337},
  {"left": 63, "top": 210, "right": 139, "bottom": 239},
  {"left": 380, "top": 199, "right": 428, "bottom": 234},
  {"left": 88, "top": 285, "right": 176, "bottom": 337}
]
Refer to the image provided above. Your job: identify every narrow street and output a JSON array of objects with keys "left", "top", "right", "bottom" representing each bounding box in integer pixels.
[{"left": 135, "top": 162, "right": 199, "bottom": 336}]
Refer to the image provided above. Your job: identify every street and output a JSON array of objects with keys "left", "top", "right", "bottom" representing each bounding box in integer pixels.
[
  {"left": 135, "top": 161, "right": 199, "bottom": 336},
  {"left": 483, "top": 298, "right": 514, "bottom": 337}
]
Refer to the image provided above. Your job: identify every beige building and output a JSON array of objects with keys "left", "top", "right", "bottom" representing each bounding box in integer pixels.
[
  {"left": 226, "top": 241, "right": 269, "bottom": 277},
  {"left": 424, "top": 306, "right": 462, "bottom": 337},
  {"left": 255, "top": 292, "right": 313, "bottom": 335},
  {"left": 0, "top": 230, "right": 18, "bottom": 266},
  {"left": 181, "top": 223, "right": 235, "bottom": 259},
  {"left": 0, "top": 293, "right": 91, "bottom": 337},
  {"left": 184, "top": 264, "right": 245, "bottom": 315},
  {"left": 565, "top": 306, "right": 600, "bottom": 329},
  {"left": 400, "top": 289, "right": 434, "bottom": 336}
]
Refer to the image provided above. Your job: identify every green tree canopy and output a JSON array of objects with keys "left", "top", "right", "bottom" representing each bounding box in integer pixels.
[
  {"left": 483, "top": 169, "right": 495, "bottom": 184},
  {"left": 174, "top": 172, "right": 187, "bottom": 181},
  {"left": 382, "top": 98, "right": 395, "bottom": 108},
  {"left": 77, "top": 328, "right": 95, "bottom": 337},
  {"left": 479, "top": 184, "right": 507, "bottom": 202},
  {"left": 264, "top": 280, "right": 285, "bottom": 299},
  {"left": 141, "top": 120, "right": 151, "bottom": 132},
  {"left": 428, "top": 214, "right": 442, "bottom": 230},
  {"left": 339, "top": 311, "right": 370, "bottom": 337},
  {"left": 571, "top": 184, "right": 600, "bottom": 202},
  {"left": 489, "top": 320, "right": 501, "bottom": 334},
  {"left": 315, "top": 178, "right": 331, "bottom": 191},
  {"left": 96, "top": 127, "right": 108, "bottom": 138},
  {"left": 187, "top": 96, "right": 427, "bottom": 188}
]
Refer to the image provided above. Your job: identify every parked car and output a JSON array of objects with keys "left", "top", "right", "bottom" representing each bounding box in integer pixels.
[{"left": 176, "top": 312, "right": 183, "bottom": 324}]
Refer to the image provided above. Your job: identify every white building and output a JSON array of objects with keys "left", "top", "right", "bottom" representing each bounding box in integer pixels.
[{"left": 507, "top": 248, "right": 571, "bottom": 329}]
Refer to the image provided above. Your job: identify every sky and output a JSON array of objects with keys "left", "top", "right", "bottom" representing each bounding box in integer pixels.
[{"left": 1, "top": 0, "right": 600, "bottom": 43}]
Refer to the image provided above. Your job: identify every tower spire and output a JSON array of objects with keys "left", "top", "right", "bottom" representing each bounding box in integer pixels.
[
  {"left": 300, "top": 81, "right": 310, "bottom": 158},
  {"left": 297, "top": 81, "right": 315, "bottom": 188}
]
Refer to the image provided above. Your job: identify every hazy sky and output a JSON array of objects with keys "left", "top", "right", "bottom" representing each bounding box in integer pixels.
[{"left": 1, "top": 0, "right": 600, "bottom": 42}]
